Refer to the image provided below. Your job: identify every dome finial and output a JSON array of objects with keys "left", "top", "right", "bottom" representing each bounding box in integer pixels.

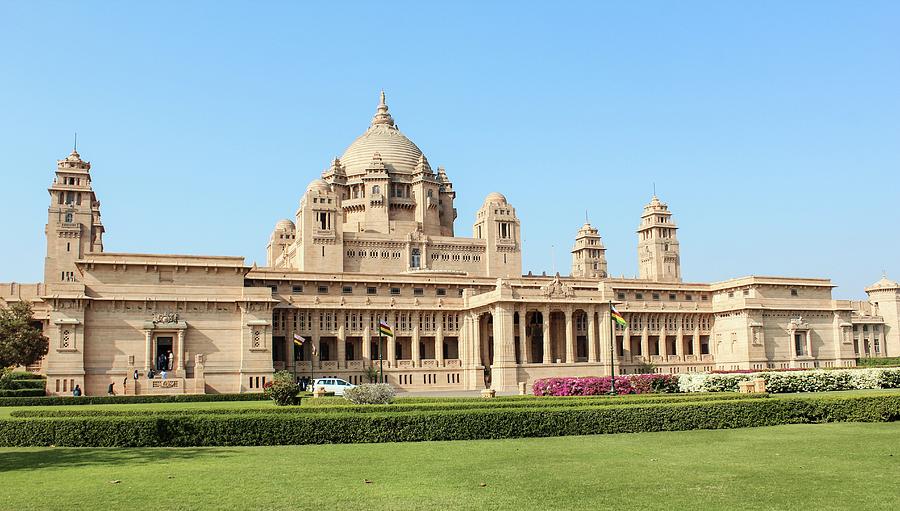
[{"left": 371, "top": 90, "right": 395, "bottom": 128}]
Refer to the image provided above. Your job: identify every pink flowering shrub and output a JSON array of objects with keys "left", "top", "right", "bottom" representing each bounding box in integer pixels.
[{"left": 532, "top": 374, "right": 679, "bottom": 396}]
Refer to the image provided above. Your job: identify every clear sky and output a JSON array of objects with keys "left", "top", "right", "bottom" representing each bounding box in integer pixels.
[{"left": 1, "top": 1, "right": 897, "bottom": 298}]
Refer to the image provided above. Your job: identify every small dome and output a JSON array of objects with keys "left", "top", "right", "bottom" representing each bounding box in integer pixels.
[
  {"left": 306, "top": 179, "right": 331, "bottom": 193},
  {"left": 339, "top": 92, "right": 425, "bottom": 176},
  {"left": 870, "top": 275, "right": 898, "bottom": 289},
  {"left": 484, "top": 192, "right": 507, "bottom": 204},
  {"left": 275, "top": 219, "right": 295, "bottom": 231}
]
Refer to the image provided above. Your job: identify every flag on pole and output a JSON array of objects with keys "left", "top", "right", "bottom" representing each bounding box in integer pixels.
[
  {"left": 293, "top": 334, "right": 306, "bottom": 347},
  {"left": 378, "top": 320, "right": 394, "bottom": 338},
  {"left": 611, "top": 305, "right": 627, "bottom": 327}
]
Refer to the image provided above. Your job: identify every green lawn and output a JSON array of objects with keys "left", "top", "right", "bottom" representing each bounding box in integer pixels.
[{"left": 1, "top": 422, "right": 898, "bottom": 510}]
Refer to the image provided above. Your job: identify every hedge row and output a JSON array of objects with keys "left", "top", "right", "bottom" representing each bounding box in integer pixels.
[
  {"left": 0, "top": 393, "right": 268, "bottom": 407},
  {"left": 1, "top": 394, "right": 896, "bottom": 447},
  {"left": 10, "top": 392, "right": 766, "bottom": 418},
  {"left": 857, "top": 357, "right": 900, "bottom": 368},
  {"left": 0, "top": 388, "right": 45, "bottom": 398}
]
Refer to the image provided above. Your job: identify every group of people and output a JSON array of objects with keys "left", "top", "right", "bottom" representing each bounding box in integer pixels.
[
  {"left": 297, "top": 376, "right": 312, "bottom": 391},
  {"left": 72, "top": 351, "right": 176, "bottom": 397}
]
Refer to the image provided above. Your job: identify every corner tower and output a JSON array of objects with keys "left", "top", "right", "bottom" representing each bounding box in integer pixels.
[
  {"left": 571, "top": 222, "right": 607, "bottom": 278},
  {"left": 865, "top": 275, "right": 900, "bottom": 356},
  {"left": 44, "top": 148, "right": 104, "bottom": 289},
  {"left": 637, "top": 195, "right": 680, "bottom": 282},
  {"left": 473, "top": 192, "right": 522, "bottom": 278}
]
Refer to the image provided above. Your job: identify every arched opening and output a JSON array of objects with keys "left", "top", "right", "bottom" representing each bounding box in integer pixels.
[{"left": 529, "top": 311, "right": 544, "bottom": 363}]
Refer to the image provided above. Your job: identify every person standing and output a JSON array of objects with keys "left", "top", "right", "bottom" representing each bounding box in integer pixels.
[
  {"left": 72, "top": 384, "right": 82, "bottom": 397},
  {"left": 167, "top": 351, "right": 174, "bottom": 371},
  {"left": 107, "top": 383, "right": 115, "bottom": 396}
]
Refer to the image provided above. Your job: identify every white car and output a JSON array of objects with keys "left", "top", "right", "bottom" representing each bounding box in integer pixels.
[{"left": 310, "top": 378, "right": 356, "bottom": 396}]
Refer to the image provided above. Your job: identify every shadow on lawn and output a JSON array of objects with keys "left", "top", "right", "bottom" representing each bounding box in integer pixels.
[{"left": 0, "top": 447, "right": 241, "bottom": 473}]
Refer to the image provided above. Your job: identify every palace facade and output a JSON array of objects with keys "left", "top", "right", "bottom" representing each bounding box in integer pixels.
[{"left": 2, "top": 93, "right": 898, "bottom": 396}]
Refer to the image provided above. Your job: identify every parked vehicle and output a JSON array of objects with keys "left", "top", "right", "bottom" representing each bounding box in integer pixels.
[{"left": 310, "top": 378, "right": 356, "bottom": 396}]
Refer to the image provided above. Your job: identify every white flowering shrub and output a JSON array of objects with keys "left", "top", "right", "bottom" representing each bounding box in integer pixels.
[
  {"left": 677, "top": 368, "right": 900, "bottom": 394},
  {"left": 343, "top": 383, "right": 396, "bottom": 404}
]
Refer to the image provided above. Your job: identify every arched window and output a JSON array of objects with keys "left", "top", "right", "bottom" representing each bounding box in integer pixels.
[
  {"left": 64, "top": 212, "right": 73, "bottom": 223},
  {"left": 427, "top": 189, "right": 433, "bottom": 198},
  {"left": 411, "top": 248, "right": 421, "bottom": 268},
  {"left": 372, "top": 185, "right": 380, "bottom": 195}
]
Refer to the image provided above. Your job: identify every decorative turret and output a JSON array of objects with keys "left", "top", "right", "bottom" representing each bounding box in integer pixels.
[
  {"left": 571, "top": 222, "right": 607, "bottom": 279},
  {"left": 44, "top": 147, "right": 105, "bottom": 289},
  {"left": 865, "top": 273, "right": 900, "bottom": 357},
  {"left": 370, "top": 90, "right": 396, "bottom": 128},
  {"left": 637, "top": 195, "right": 681, "bottom": 282},
  {"left": 266, "top": 219, "right": 296, "bottom": 267}
]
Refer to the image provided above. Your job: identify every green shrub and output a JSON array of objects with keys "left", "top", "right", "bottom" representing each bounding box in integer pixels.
[
  {"left": 0, "top": 370, "right": 19, "bottom": 390},
  {"left": 0, "top": 394, "right": 896, "bottom": 447},
  {"left": 12, "top": 379, "right": 45, "bottom": 390},
  {"left": 343, "top": 384, "right": 395, "bottom": 405},
  {"left": 263, "top": 371, "right": 300, "bottom": 406},
  {"left": 5, "top": 371, "right": 45, "bottom": 380},
  {"left": 0, "top": 392, "right": 267, "bottom": 407}
]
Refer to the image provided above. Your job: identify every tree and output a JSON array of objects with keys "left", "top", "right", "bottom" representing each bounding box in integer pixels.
[{"left": 0, "top": 302, "right": 49, "bottom": 368}]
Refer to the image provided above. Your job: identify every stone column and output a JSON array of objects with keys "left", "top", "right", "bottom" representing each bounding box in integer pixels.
[
  {"left": 436, "top": 312, "right": 445, "bottom": 366},
  {"left": 587, "top": 307, "right": 598, "bottom": 363},
  {"left": 411, "top": 310, "right": 421, "bottom": 367},
  {"left": 144, "top": 330, "right": 153, "bottom": 371},
  {"left": 693, "top": 325, "right": 701, "bottom": 357},
  {"left": 491, "top": 302, "right": 518, "bottom": 391},
  {"left": 312, "top": 335, "right": 321, "bottom": 370},
  {"left": 176, "top": 329, "right": 185, "bottom": 371},
  {"left": 564, "top": 308, "right": 575, "bottom": 363},
  {"left": 471, "top": 313, "right": 482, "bottom": 367},
  {"left": 362, "top": 311, "right": 372, "bottom": 363},
  {"left": 675, "top": 320, "right": 684, "bottom": 358},
  {"left": 337, "top": 310, "right": 346, "bottom": 369},
  {"left": 622, "top": 323, "right": 631, "bottom": 360},
  {"left": 805, "top": 329, "right": 813, "bottom": 358},
  {"left": 518, "top": 307, "right": 529, "bottom": 364},
  {"left": 659, "top": 316, "right": 668, "bottom": 358},
  {"left": 542, "top": 306, "right": 552, "bottom": 364},
  {"left": 640, "top": 315, "right": 650, "bottom": 359},
  {"left": 480, "top": 314, "right": 491, "bottom": 367}
]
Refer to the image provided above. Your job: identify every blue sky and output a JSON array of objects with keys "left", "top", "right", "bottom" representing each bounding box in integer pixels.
[{"left": 1, "top": 1, "right": 897, "bottom": 298}]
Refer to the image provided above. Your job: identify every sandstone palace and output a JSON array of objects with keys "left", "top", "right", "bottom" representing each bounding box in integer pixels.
[{"left": 2, "top": 93, "right": 898, "bottom": 396}]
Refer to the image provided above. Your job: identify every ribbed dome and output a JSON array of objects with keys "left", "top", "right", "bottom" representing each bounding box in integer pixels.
[
  {"left": 306, "top": 178, "right": 331, "bottom": 193},
  {"left": 275, "top": 219, "right": 295, "bottom": 231},
  {"left": 484, "top": 192, "right": 507, "bottom": 204},
  {"left": 339, "top": 92, "right": 425, "bottom": 176}
]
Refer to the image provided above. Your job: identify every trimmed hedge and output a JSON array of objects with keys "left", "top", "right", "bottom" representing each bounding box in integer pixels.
[
  {"left": 0, "top": 388, "right": 45, "bottom": 398},
  {"left": 10, "top": 392, "right": 767, "bottom": 418},
  {"left": 12, "top": 379, "right": 46, "bottom": 390},
  {"left": 0, "top": 394, "right": 896, "bottom": 447},
  {"left": 857, "top": 357, "right": 900, "bottom": 368},
  {"left": 0, "top": 393, "right": 268, "bottom": 407},
  {"left": 678, "top": 368, "right": 900, "bottom": 393}
]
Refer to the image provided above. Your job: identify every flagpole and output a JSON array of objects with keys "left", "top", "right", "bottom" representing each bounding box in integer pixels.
[
  {"left": 609, "top": 303, "right": 616, "bottom": 395},
  {"left": 379, "top": 331, "right": 384, "bottom": 384}
]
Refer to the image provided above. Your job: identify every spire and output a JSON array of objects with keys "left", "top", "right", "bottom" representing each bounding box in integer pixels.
[{"left": 371, "top": 90, "right": 396, "bottom": 128}]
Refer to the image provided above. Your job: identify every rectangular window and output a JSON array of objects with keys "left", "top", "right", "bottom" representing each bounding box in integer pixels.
[
  {"left": 743, "top": 289, "right": 750, "bottom": 296},
  {"left": 342, "top": 285, "right": 353, "bottom": 294},
  {"left": 270, "top": 285, "right": 278, "bottom": 293},
  {"left": 390, "top": 287, "right": 401, "bottom": 296},
  {"left": 413, "top": 288, "right": 424, "bottom": 296},
  {"left": 292, "top": 285, "right": 303, "bottom": 294},
  {"left": 728, "top": 291, "right": 734, "bottom": 298},
  {"left": 635, "top": 293, "right": 643, "bottom": 300},
  {"left": 701, "top": 295, "right": 708, "bottom": 301},
  {"left": 317, "top": 286, "right": 328, "bottom": 294},
  {"left": 652, "top": 293, "right": 660, "bottom": 300},
  {"left": 459, "top": 289, "right": 465, "bottom": 297},
  {"left": 367, "top": 287, "right": 377, "bottom": 295},
  {"left": 669, "top": 294, "right": 676, "bottom": 301},
  {"left": 617, "top": 292, "right": 626, "bottom": 300},
  {"left": 436, "top": 288, "right": 447, "bottom": 296},
  {"left": 790, "top": 289, "right": 798, "bottom": 296},
  {"left": 685, "top": 294, "right": 693, "bottom": 301}
]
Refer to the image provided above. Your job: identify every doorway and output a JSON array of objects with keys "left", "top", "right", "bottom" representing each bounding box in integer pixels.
[{"left": 156, "top": 336, "right": 173, "bottom": 370}]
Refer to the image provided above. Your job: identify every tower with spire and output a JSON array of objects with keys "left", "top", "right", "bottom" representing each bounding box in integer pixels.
[
  {"left": 571, "top": 221, "right": 607, "bottom": 278},
  {"left": 44, "top": 148, "right": 105, "bottom": 289},
  {"left": 637, "top": 195, "right": 681, "bottom": 282}
]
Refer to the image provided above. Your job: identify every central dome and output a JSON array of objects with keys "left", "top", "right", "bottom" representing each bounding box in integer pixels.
[{"left": 339, "top": 92, "right": 425, "bottom": 176}]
